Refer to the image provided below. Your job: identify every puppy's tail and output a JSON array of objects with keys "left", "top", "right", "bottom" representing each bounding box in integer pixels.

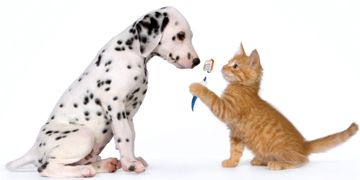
[
  {"left": 305, "top": 122, "right": 358, "bottom": 154},
  {"left": 6, "top": 146, "right": 37, "bottom": 171}
]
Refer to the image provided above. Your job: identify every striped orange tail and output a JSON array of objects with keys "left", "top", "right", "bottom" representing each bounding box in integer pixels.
[{"left": 306, "top": 123, "right": 358, "bottom": 154}]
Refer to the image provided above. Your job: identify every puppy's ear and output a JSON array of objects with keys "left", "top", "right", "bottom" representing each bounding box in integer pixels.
[{"left": 135, "top": 14, "right": 169, "bottom": 57}]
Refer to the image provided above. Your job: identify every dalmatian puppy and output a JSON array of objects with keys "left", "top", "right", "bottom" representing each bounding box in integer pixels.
[{"left": 6, "top": 6, "right": 200, "bottom": 177}]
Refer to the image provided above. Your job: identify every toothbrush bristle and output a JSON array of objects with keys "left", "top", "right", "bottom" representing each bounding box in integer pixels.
[{"left": 203, "top": 59, "right": 214, "bottom": 73}]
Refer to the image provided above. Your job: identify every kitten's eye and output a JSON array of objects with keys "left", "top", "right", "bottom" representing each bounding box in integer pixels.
[{"left": 232, "top": 64, "right": 239, "bottom": 69}]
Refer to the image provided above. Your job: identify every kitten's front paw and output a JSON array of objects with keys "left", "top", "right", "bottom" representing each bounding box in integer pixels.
[
  {"left": 189, "top": 83, "right": 205, "bottom": 96},
  {"left": 222, "top": 159, "right": 239, "bottom": 168}
]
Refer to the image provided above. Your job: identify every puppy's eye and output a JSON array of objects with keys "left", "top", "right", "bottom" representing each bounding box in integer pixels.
[
  {"left": 177, "top": 31, "right": 186, "bottom": 41},
  {"left": 232, "top": 64, "right": 239, "bottom": 69}
]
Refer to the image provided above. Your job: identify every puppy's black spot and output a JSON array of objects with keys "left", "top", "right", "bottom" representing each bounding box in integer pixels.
[
  {"left": 95, "top": 54, "right": 102, "bottom": 66},
  {"left": 132, "top": 88, "right": 140, "bottom": 94},
  {"left": 37, "top": 161, "right": 49, "bottom": 173},
  {"left": 161, "top": 17, "right": 169, "bottom": 32},
  {"left": 83, "top": 96, "right": 89, "bottom": 105},
  {"left": 95, "top": 98, "right": 102, "bottom": 106},
  {"left": 55, "top": 136, "right": 66, "bottom": 141},
  {"left": 125, "top": 38, "right": 134, "bottom": 46},
  {"left": 132, "top": 102, "right": 138, "bottom": 108},
  {"left": 139, "top": 16, "right": 160, "bottom": 35},
  {"left": 105, "top": 60, "right": 112, "bottom": 66},
  {"left": 140, "top": 36, "right": 147, "bottom": 43},
  {"left": 155, "top": 11, "right": 161, "bottom": 18}
]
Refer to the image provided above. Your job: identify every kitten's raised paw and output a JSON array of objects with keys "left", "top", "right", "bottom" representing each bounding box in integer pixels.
[
  {"left": 189, "top": 83, "right": 205, "bottom": 96},
  {"left": 222, "top": 159, "right": 239, "bottom": 168}
]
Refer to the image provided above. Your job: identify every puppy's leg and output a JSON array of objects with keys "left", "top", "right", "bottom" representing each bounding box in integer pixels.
[
  {"left": 112, "top": 118, "right": 145, "bottom": 173},
  {"left": 106, "top": 103, "right": 146, "bottom": 173},
  {"left": 129, "top": 119, "right": 148, "bottom": 167},
  {"left": 39, "top": 125, "right": 97, "bottom": 177},
  {"left": 39, "top": 163, "right": 96, "bottom": 178}
]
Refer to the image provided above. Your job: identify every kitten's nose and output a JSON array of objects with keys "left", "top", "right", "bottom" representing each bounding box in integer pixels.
[{"left": 192, "top": 58, "right": 200, "bottom": 68}]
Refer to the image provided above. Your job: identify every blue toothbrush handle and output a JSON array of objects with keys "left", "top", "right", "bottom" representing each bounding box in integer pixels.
[{"left": 191, "top": 96, "right": 198, "bottom": 111}]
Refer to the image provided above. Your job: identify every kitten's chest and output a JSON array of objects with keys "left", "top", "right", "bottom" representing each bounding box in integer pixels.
[
  {"left": 228, "top": 117, "right": 257, "bottom": 143},
  {"left": 228, "top": 122, "right": 246, "bottom": 139}
]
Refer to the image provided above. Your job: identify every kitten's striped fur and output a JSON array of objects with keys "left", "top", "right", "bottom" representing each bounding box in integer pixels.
[{"left": 189, "top": 43, "right": 358, "bottom": 170}]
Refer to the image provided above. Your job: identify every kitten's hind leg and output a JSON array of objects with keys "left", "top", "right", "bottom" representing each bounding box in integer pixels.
[
  {"left": 267, "top": 151, "right": 308, "bottom": 170},
  {"left": 250, "top": 157, "right": 267, "bottom": 166},
  {"left": 222, "top": 137, "right": 244, "bottom": 168}
]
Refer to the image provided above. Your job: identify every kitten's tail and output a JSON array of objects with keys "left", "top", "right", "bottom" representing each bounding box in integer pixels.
[{"left": 305, "top": 122, "right": 358, "bottom": 154}]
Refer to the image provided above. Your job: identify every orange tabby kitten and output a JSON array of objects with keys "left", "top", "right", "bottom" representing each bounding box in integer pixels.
[{"left": 189, "top": 43, "right": 358, "bottom": 170}]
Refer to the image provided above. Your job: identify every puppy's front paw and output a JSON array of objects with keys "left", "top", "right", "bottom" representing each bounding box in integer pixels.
[
  {"left": 121, "top": 157, "right": 146, "bottom": 173},
  {"left": 98, "top": 158, "right": 121, "bottom": 173},
  {"left": 189, "top": 83, "right": 205, "bottom": 96}
]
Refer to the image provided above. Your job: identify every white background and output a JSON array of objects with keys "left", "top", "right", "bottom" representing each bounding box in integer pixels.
[{"left": 0, "top": 0, "right": 359, "bottom": 179}]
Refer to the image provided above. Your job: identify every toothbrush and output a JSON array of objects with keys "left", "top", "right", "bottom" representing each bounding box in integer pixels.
[{"left": 191, "top": 59, "right": 214, "bottom": 111}]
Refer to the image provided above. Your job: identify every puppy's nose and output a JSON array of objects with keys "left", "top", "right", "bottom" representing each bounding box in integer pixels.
[{"left": 192, "top": 58, "right": 200, "bottom": 68}]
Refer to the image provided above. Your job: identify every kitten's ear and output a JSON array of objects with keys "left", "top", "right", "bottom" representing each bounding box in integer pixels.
[
  {"left": 248, "top": 49, "right": 260, "bottom": 67},
  {"left": 235, "top": 42, "right": 246, "bottom": 56}
]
